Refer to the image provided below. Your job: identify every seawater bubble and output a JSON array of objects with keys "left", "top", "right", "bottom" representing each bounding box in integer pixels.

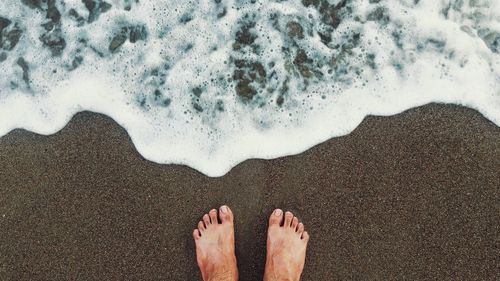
[{"left": 0, "top": 0, "right": 499, "bottom": 176}]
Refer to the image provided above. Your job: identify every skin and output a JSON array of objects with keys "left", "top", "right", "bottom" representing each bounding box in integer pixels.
[
  {"left": 263, "top": 209, "right": 309, "bottom": 281},
  {"left": 193, "top": 206, "right": 238, "bottom": 281},
  {"left": 193, "top": 206, "right": 309, "bottom": 281}
]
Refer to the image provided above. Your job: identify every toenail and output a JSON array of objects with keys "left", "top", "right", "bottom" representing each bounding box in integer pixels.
[
  {"left": 274, "top": 209, "right": 283, "bottom": 216},
  {"left": 220, "top": 206, "right": 228, "bottom": 213}
]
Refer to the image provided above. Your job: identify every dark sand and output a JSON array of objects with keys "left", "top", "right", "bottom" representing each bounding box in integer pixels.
[{"left": 0, "top": 104, "right": 498, "bottom": 280}]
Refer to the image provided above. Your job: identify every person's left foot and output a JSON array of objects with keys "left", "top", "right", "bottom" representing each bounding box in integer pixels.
[{"left": 193, "top": 206, "right": 238, "bottom": 281}]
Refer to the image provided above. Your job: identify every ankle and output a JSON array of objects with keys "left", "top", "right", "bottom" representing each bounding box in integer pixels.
[
  {"left": 264, "top": 273, "right": 299, "bottom": 281},
  {"left": 206, "top": 268, "right": 238, "bottom": 281},
  {"left": 264, "top": 265, "right": 299, "bottom": 281}
]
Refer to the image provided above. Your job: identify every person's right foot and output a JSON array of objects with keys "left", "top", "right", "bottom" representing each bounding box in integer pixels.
[{"left": 263, "top": 209, "right": 309, "bottom": 281}]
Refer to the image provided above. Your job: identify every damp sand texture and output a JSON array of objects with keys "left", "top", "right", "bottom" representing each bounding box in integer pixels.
[{"left": 0, "top": 104, "right": 499, "bottom": 280}]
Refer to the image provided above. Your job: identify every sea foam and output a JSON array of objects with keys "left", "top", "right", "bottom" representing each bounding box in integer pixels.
[{"left": 0, "top": 0, "right": 499, "bottom": 176}]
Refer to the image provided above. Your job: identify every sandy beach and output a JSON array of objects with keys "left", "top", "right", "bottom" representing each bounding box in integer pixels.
[{"left": 0, "top": 103, "right": 498, "bottom": 280}]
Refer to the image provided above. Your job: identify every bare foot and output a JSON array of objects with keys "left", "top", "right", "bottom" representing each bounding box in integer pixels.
[
  {"left": 193, "top": 206, "right": 238, "bottom": 281},
  {"left": 264, "top": 209, "right": 309, "bottom": 281}
]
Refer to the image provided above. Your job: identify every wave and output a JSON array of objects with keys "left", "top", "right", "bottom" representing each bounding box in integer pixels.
[{"left": 0, "top": 0, "right": 499, "bottom": 176}]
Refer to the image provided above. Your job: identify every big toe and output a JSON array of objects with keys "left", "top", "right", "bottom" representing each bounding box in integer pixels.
[
  {"left": 269, "top": 209, "right": 284, "bottom": 226},
  {"left": 219, "top": 205, "right": 234, "bottom": 223}
]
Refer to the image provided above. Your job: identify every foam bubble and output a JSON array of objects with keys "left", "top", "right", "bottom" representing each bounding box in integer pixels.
[{"left": 0, "top": 0, "right": 499, "bottom": 176}]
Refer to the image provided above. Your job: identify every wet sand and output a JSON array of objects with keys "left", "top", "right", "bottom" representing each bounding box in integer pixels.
[{"left": 0, "top": 103, "right": 498, "bottom": 280}]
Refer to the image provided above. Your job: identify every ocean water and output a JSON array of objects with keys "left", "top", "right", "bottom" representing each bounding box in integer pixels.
[{"left": 0, "top": 0, "right": 499, "bottom": 176}]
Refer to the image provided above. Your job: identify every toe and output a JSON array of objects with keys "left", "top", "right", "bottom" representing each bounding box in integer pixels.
[
  {"left": 209, "top": 209, "right": 219, "bottom": 224},
  {"left": 297, "top": 223, "right": 304, "bottom": 235},
  {"left": 198, "top": 221, "right": 205, "bottom": 234},
  {"left": 203, "top": 214, "right": 210, "bottom": 227},
  {"left": 284, "top": 211, "right": 293, "bottom": 227},
  {"left": 269, "top": 209, "right": 283, "bottom": 226},
  {"left": 291, "top": 217, "right": 299, "bottom": 230},
  {"left": 302, "top": 231, "right": 310, "bottom": 242},
  {"left": 193, "top": 229, "right": 201, "bottom": 240},
  {"left": 219, "top": 205, "right": 234, "bottom": 224}
]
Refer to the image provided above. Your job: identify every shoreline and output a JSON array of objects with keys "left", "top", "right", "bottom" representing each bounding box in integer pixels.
[{"left": 0, "top": 103, "right": 498, "bottom": 280}]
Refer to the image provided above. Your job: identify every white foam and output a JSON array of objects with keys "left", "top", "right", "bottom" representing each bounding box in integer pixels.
[{"left": 0, "top": 0, "right": 499, "bottom": 176}]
